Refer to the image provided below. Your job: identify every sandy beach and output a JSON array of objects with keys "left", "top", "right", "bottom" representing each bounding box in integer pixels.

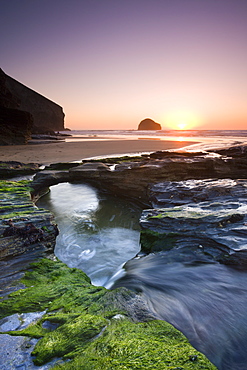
[{"left": 0, "top": 139, "right": 196, "bottom": 165}]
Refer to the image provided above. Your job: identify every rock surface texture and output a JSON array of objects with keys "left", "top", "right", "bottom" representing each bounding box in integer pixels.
[
  {"left": 0, "top": 181, "right": 58, "bottom": 260},
  {"left": 141, "top": 178, "right": 247, "bottom": 263},
  {"left": 0, "top": 161, "right": 40, "bottom": 178},
  {"left": 30, "top": 145, "right": 247, "bottom": 205}
]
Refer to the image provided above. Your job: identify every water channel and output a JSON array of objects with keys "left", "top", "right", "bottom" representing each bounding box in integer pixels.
[
  {"left": 36, "top": 182, "right": 142, "bottom": 287},
  {"left": 37, "top": 182, "right": 247, "bottom": 370}
]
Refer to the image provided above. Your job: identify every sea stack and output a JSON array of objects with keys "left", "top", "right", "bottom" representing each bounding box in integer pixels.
[{"left": 138, "top": 118, "right": 161, "bottom": 130}]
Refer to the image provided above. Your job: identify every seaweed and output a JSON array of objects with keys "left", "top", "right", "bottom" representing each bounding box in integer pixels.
[{"left": 0, "top": 258, "right": 216, "bottom": 369}]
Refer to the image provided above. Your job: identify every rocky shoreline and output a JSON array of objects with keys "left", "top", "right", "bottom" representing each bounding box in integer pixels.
[
  {"left": 1, "top": 144, "right": 247, "bottom": 369},
  {"left": 30, "top": 144, "right": 247, "bottom": 204}
]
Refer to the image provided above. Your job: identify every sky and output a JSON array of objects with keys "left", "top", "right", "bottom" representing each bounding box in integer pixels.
[{"left": 1, "top": 0, "right": 247, "bottom": 130}]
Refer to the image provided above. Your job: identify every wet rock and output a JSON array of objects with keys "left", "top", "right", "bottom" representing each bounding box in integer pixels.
[
  {"left": 0, "top": 334, "right": 39, "bottom": 370},
  {"left": 209, "top": 144, "right": 247, "bottom": 158},
  {"left": 140, "top": 179, "right": 247, "bottom": 262},
  {"left": 30, "top": 171, "right": 70, "bottom": 200},
  {"left": 69, "top": 156, "right": 247, "bottom": 204},
  {"left": 0, "top": 161, "right": 40, "bottom": 178},
  {"left": 149, "top": 178, "right": 247, "bottom": 208},
  {"left": 0, "top": 333, "right": 65, "bottom": 369},
  {"left": 3, "top": 220, "right": 44, "bottom": 241},
  {"left": 0, "top": 313, "right": 21, "bottom": 332},
  {"left": 0, "top": 311, "right": 46, "bottom": 332},
  {"left": 218, "top": 250, "right": 247, "bottom": 269},
  {"left": 74, "top": 162, "right": 111, "bottom": 171},
  {"left": 149, "top": 150, "right": 205, "bottom": 159},
  {"left": 42, "top": 320, "right": 60, "bottom": 331},
  {"left": 0, "top": 181, "right": 58, "bottom": 260},
  {"left": 29, "top": 147, "right": 247, "bottom": 205},
  {"left": 43, "top": 162, "right": 81, "bottom": 171}
]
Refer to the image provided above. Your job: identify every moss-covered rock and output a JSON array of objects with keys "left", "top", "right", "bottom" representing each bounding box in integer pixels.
[
  {"left": 140, "top": 229, "right": 178, "bottom": 254},
  {"left": 0, "top": 175, "right": 217, "bottom": 369},
  {"left": 0, "top": 258, "right": 216, "bottom": 369},
  {"left": 0, "top": 180, "right": 58, "bottom": 259}
]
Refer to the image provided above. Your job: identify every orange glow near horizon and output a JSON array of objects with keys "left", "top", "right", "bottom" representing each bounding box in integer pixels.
[
  {"left": 2, "top": 1, "right": 247, "bottom": 132},
  {"left": 164, "top": 111, "right": 202, "bottom": 131}
]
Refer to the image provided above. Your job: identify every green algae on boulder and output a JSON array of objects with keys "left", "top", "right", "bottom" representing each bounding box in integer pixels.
[
  {"left": 0, "top": 258, "right": 216, "bottom": 369},
  {"left": 0, "top": 180, "right": 58, "bottom": 259}
]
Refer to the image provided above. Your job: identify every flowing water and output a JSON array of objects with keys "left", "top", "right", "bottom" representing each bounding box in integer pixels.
[
  {"left": 36, "top": 132, "right": 247, "bottom": 369},
  {"left": 37, "top": 180, "right": 247, "bottom": 370},
  {"left": 36, "top": 182, "right": 142, "bottom": 287},
  {"left": 113, "top": 251, "right": 247, "bottom": 370}
]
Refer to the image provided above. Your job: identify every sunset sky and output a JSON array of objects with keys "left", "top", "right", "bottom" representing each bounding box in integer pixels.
[{"left": 1, "top": 0, "right": 247, "bottom": 130}]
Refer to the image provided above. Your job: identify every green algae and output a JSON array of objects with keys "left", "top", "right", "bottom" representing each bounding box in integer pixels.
[
  {"left": 147, "top": 208, "right": 207, "bottom": 220},
  {"left": 0, "top": 180, "right": 33, "bottom": 220},
  {"left": 146, "top": 207, "right": 242, "bottom": 221},
  {"left": 50, "top": 319, "right": 216, "bottom": 370},
  {"left": 0, "top": 180, "right": 51, "bottom": 220},
  {"left": 0, "top": 211, "right": 32, "bottom": 220},
  {"left": 0, "top": 180, "right": 33, "bottom": 195},
  {"left": 32, "top": 313, "right": 108, "bottom": 364},
  {"left": 0, "top": 258, "right": 216, "bottom": 370},
  {"left": 140, "top": 229, "right": 178, "bottom": 253}
]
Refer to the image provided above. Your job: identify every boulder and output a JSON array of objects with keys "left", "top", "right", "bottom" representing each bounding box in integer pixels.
[{"left": 138, "top": 118, "right": 161, "bottom": 130}]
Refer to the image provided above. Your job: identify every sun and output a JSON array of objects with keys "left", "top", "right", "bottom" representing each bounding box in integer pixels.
[
  {"left": 165, "top": 111, "right": 201, "bottom": 130},
  {"left": 177, "top": 121, "right": 188, "bottom": 130}
]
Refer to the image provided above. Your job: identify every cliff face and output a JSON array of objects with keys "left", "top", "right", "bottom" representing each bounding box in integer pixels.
[
  {"left": 0, "top": 68, "right": 65, "bottom": 142},
  {"left": 0, "top": 106, "right": 33, "bottom": 145}
]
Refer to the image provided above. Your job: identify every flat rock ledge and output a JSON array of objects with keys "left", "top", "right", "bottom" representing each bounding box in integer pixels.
[
  {"left": 0, "top": 161, "right": 40, "bottom": 179},
  {"left": 31, "top": 145, "right": 247, "bottom": 205}
]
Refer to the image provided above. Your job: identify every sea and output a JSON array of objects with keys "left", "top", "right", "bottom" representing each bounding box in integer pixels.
[
  {"left": 60, "top": 129, "right": 247, "bottom": 154},
  {"left": 62, "top": 129, "right": 247, "bottom": 140}
]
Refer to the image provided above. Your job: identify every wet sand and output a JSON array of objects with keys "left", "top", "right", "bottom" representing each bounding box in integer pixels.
[{"left": 0, "top": 139, "right": 196, "bottom": 165}]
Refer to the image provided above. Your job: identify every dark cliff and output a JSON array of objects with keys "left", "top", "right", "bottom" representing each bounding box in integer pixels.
[
  {"left": 0, "top": 106, "right": 33, "bottom": 145},
  {"left": 0, "top": 68, "right": 65, "bottom": 143}
]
